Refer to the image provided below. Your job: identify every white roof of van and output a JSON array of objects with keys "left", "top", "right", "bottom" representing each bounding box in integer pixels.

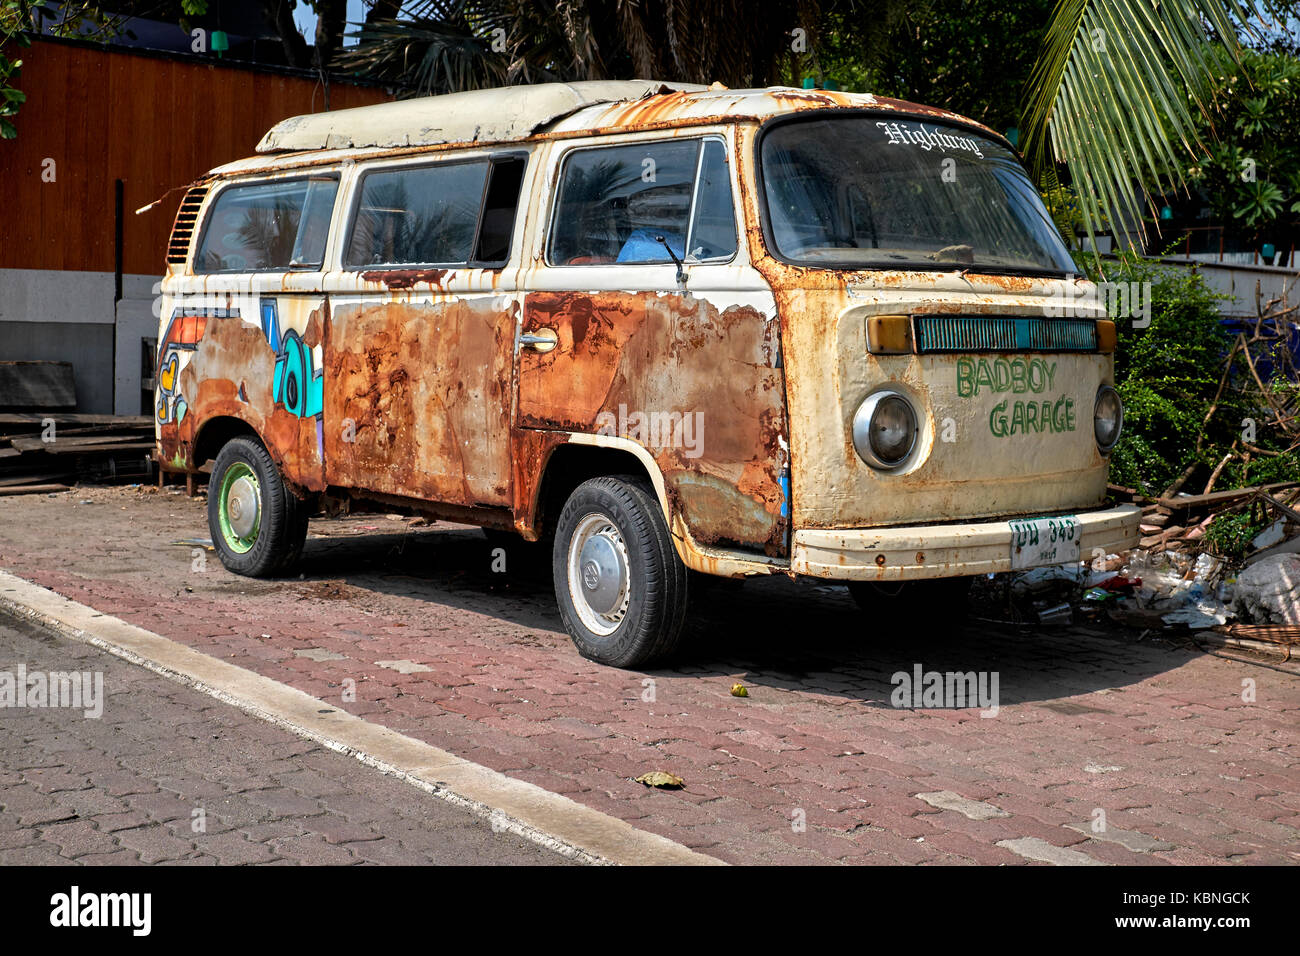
[
  {"left": 218, "top": 82, "right": 997, "bottom": 177},
  {"left": 256, "top": 80, "right": 709, "bottom": 153}
]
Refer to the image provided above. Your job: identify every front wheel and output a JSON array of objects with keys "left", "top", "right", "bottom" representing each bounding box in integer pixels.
[
  {"left": 553, "top": 476, "right": 689, "bottom": 668},
  {"left": 208, "top": 437, "right": 309, "bottom": 577}
]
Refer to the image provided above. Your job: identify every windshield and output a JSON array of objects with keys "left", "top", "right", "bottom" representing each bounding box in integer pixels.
[{"left": 759, "top": 115, "right": 1077, "bottom": 275}]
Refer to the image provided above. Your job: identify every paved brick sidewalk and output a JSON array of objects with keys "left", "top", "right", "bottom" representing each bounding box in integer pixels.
[
  {"left": 0, "top": 611, "right": 567, "bottom": 865},
  {"left": 2, "top": 485, "right": 1297, "bottom": 865}
]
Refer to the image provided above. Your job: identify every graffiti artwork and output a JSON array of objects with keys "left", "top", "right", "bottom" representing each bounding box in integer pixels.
[{"left": 155, "top": 307, "right": 234, "bottom": 425}]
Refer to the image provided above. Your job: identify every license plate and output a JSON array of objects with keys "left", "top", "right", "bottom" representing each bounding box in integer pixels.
[{"left": 1009, "top": 515, "right": 1080, "bottom": 570}]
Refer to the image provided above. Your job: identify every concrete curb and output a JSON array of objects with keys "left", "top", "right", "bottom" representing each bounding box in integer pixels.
[{"left": 0, "top": 569, "right": 724, "bottom": 867}]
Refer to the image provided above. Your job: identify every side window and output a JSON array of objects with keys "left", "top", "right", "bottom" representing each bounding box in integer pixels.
[
  {"left": 345, "top": 161, "right": 488, "bottom": 267},
  {"left": 195, "top": 176, "right": 338, "bottom": 273},
  {"left": 472, "top": 155, "right": 527, "bottom": 266},
  {"left": 686, "top": 140, "right": 738, "bottom": 261},
  {"left": 549, "top": 138, "right": 736, "bottom": 266}
]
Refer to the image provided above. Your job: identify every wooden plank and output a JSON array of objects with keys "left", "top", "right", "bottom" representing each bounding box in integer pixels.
[
  {"left": 0, "top": 484, "right": 70, "bottom": 496},
  {"left": 0, "top": 361, "right": 77, "bottom": 409},
  {"left": 40, "top": 441, "right": 155, "bottom": 456},
  {"left": 0, "top": 414, "right": 151, "bottom": 426},
  {"left": 0, "top": 470, "right": 75, "bottom": 487},
  {"left": 1157, "top": 482, "right": 1300, "bottom": 512},
  {"left": 10, "top": 432, "right": 150, "bottom": 453}
]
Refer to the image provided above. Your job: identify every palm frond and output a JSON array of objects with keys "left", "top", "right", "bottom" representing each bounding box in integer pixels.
[{"left": 1021, "top": 0, "right": 1251, "bottom": 246}]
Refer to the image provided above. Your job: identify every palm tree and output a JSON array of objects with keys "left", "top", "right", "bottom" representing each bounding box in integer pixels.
[{"left": 337, "top": 0, "right": 824, "bottom": 92}]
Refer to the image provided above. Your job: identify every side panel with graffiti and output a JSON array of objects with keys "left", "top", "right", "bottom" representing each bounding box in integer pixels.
[
  {"left": 157, "top": 172, "right": 341, "bottom": 491},
  {"left": 157, "top": 282, "right": 330, "bottom": 493}
]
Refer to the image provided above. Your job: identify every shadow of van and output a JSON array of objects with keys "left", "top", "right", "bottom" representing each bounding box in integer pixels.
[{"left": 289, "top": 524, "right": 1196, "bottom": 709}]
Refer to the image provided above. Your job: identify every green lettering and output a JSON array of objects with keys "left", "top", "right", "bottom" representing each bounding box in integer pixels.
[
  {"left": 956, "top": 357, "right": 974, "bottom": 398},
  {"left": 994, "top": 358, "right": 1011, "bottom": 392},
  {"left": 990, "top": 399, "right": 1008, "bottom": 437},
  {"left": 1010, "top": 360, "right": 1027, "bottom": 393},
  {"left": 1026, "top": 359, "right": 1044, "bottom": 392}
]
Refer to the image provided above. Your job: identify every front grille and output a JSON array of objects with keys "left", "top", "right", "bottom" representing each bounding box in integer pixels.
[
  {"left": 166, "top": 184, "right": 210, "bottom": 266},
  {"left": 913, "top": 315, "right": 1097, "bottom": 353}
]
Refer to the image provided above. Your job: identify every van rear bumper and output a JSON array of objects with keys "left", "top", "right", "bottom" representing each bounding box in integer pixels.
[{"left": 791, "top": 504, "right": 1142, "bottom": 581}]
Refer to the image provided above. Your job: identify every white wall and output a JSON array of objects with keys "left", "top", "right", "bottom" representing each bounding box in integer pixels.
[{"left": 0, "top": 267, "right": 161, "bottom": 415}]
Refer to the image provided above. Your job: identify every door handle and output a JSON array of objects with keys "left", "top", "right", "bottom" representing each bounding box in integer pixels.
[{"left": 520, "top": 328, "right": 558, "bottom": 353}]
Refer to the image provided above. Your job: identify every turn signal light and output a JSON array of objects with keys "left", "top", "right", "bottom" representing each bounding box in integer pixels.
[{"left": 866, "top": 314, "right": 913, "bottom": 354}]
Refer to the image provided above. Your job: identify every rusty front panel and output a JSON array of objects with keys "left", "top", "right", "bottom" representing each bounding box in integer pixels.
[
  {"left": 158, "top": 293, "right": 328, "bottom": 493},
  {"left": 517, "top": 290, "right": 788, "bottom": 556},
  {"left": 769, "top": 282, "right": 1110, "bottom": 529},
  {"left": 730, "top": 127, "right": 1111, "bottom": 531},
  {"left": 323, "top": 293, "right": 515, "bottom": 507}
]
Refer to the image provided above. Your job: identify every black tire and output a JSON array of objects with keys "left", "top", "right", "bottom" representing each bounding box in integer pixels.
[
  {"left": 552, "top": 475, "right": 689, "bottom": 668},
  {"left": 846, "top": 576, "right": 973, "bottom": 629},
  {"left": 207, "top": 437, "right": 309, "bottom": 577}
]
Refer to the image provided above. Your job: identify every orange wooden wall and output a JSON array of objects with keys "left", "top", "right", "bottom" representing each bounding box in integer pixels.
[{"left": 0, "top": 37, "right": 391, "bottom": 276}]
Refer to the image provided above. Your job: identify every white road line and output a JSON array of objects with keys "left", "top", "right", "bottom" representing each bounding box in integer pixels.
[{"left": 0, "top": 570, "right": 723, "bottom": 867}]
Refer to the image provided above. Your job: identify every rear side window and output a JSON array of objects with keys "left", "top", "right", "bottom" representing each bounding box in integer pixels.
[
  {"left": 195, "top": 176, "right": 338, "bottom": 273},
  {"left": 549, "top": 137, "right": 737, "bottom": 266},
  {"left": 345, "top": 161, "right": 488, "bottom": 267}
]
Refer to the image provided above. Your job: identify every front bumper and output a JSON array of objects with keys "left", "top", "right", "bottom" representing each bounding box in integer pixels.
[{"left": 791, "top": 504, "right": 1142, "bottom": 581}]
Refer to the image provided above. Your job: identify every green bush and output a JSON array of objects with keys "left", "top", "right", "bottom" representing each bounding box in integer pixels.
[
  {"left": 1204, "top": 511, "right": 1268, "bottom": 559},
  {"left": 1092, "top": 253, "right": 1300, "bottom": 495}
]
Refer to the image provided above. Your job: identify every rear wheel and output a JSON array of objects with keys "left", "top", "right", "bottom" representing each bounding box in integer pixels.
[
  {"left": 847, "top": 576, "right": 973, "bottom": 628},
  {"left": 208, "top": 437, "right": 309, "bottom": 577},
  {"left": 553, "top": 476, "right": 689, "bottom": 668}
]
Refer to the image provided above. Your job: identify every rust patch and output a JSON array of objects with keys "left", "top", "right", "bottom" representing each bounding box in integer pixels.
[
  {"left": 324, "top": 297, "right": 514, "bottom": 508},
  {"left": 360, "top": 268, "right": 450, "bottom": 290},
  {"left": 517, "top": 289, "right": 788, "bottom": 556},
  {"left": 167, "top": 306, "right": 327, "bottom": 493},
  {"left": 509, "top": 428, "right": 567, "bottom": 539}
]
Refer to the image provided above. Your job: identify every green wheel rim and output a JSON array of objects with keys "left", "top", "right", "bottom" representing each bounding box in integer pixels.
[{"left": 217, "top": 461, "right": 262, "bottom": 554}]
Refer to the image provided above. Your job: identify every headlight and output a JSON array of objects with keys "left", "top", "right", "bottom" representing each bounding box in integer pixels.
[
  {"left": 1094, "top": 385, "right": 1123, "bottom": 453},
  {"left": 852, "top": 390, "right": 918, "bottom": 469}
]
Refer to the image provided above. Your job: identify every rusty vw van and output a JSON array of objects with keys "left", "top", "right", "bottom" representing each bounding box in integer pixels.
[{"left": 156, "top": 80, "right": 1141, "bottom": 667}]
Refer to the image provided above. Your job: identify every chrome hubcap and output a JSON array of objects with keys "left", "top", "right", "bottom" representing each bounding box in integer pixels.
[
  {"left": 568, "top": 513, "right": 630, "bottom": 636},
  {"left": 226, "top": 475, "right": 260, "bottom": 540}
]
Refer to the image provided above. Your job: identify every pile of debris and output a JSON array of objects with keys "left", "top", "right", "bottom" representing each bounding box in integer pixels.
[
  {"left": 1112, "top": 480, "right": 1300, "bottom": 565},
  {"left": 0, "top": 413, "right": 155, "bottom": 495},
  {"left": 975, "top": 480, "right": 1300, "bottom": 655},
  {"left": 0, "top": 359, "right": 155, "bottom": 494}
]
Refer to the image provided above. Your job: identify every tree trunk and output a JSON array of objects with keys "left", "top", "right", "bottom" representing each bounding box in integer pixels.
[
  {"left": 262, "top": 0, "right": 311, "bottom": 69},
  {"left": 314, "top": 0, "right": 349, "bottom": 68}
]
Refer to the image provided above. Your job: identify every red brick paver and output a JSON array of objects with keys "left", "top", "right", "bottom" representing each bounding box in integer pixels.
[{"left": 2, "top": 485, "right": 1297, "bottom": 865}]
